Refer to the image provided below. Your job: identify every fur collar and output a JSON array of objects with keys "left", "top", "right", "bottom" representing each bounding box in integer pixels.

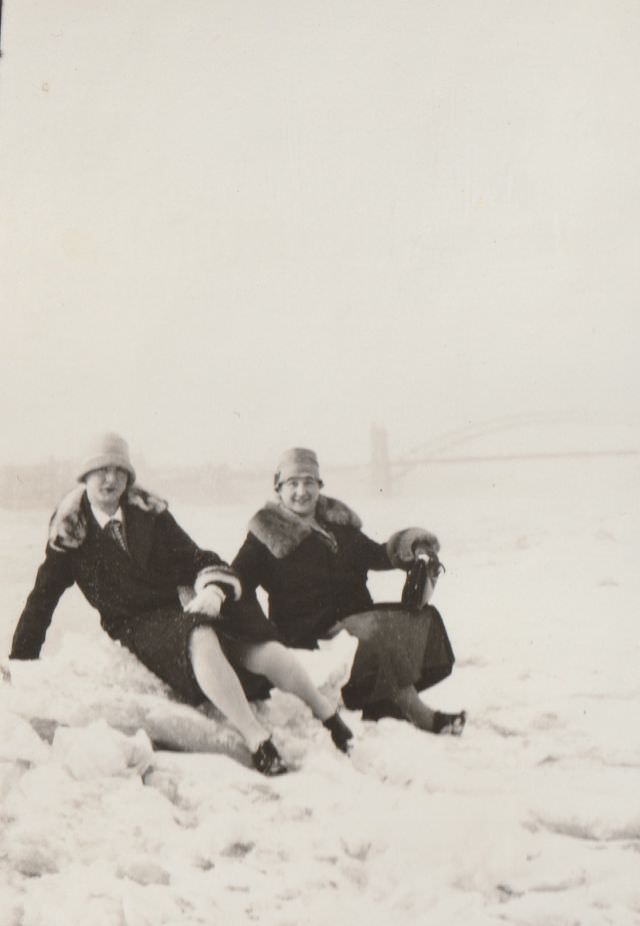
[
  {"left": 49, "top": 484, "right": 168, "bottom": 552},
  {"left": 248, "top": 495, "right": 362, "bottom": 559}
]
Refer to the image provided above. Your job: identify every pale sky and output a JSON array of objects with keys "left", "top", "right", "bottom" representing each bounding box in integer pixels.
[{"left": 1, "top": 0, "right": 638, "bottom": 468}]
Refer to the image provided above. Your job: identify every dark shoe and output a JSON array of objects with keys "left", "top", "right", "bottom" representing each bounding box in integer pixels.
[
  {"left": 251, "top": 738, "right": 289, "bottom": 776},
  {"left": 323, "top": 712, "right": 354, "bottom": 754},
  {"left": 433, "top": 710, "right": 466, "bottom": 736}
]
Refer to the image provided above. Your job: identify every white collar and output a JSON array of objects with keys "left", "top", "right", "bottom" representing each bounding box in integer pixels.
[{"left": 91, "top": 505, "right": 125, "bottom": 529}]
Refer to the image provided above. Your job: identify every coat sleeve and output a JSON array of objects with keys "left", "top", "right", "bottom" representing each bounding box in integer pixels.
[
  {"left": 158, "top": 511, "right": 222, "bottom": 578},
  {"left": 231, "top": 533, "right": 272, "bottom": 596},
  {"left": 158, "top": 511, "right": 241, "bottom": 599},
  {"left": 352, "top": 529, "right": 395, "bottom": 572},
  {"left": 10, "top": 546, "right": 75, "bottom": 659}
]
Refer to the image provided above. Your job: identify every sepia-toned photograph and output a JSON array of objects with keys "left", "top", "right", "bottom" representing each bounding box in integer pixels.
[{"left": 1, "top": 2, "right": 638, "bottom": 924}]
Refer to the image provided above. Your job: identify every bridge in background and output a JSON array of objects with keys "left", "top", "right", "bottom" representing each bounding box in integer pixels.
[{"left": 369, "top": 420, "right": 639, "bottom": 496}]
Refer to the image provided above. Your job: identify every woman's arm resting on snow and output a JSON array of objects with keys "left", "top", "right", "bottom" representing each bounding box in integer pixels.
[{"left": 10, "top": 546, "right": 75, "bottom": 659}]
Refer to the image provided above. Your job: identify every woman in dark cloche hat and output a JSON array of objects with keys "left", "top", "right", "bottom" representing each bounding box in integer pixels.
[{"left": 232, "top": 448, "right": 466, "bottom": 735}]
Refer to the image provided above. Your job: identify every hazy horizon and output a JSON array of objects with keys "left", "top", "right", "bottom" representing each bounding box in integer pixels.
[
  {"left": 1, "top": 1, "right": 638, "bottom": 470},
  {"left": 0, "top": 413, "right": 638, "bottom": 472}
]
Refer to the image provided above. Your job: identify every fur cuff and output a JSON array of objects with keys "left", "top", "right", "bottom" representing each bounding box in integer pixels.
[
  {"left": 386, "top": 527, "right": 440, "bottom": 569},
  {"left": 194, "top": 565, "right": 242, "bottom": 602},
  {"left": 48, "top": 484, "right": 168, "bottom": 552}
]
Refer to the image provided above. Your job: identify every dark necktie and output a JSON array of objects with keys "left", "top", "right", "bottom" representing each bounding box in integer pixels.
[{"left": 106, "top": 519, "right": 128, "bottom": 554}]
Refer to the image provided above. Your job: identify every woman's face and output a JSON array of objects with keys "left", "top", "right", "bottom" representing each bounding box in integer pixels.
[
  {"left": 278, "top": 476, "right": 321, "bottom": 518},
  {"left": 85, "top": 466, "right": 129, "bottom": 514}
]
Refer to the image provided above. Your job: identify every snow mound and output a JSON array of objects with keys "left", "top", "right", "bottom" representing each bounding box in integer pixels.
[
  {"left": 2, "top": 633, "right": 248, "bottom": 759},
  {"left": 1, "top": 458, "right": 638, "bottom": 925},
  {"left": 0, "top": 708, "right": 49, "bottom": 764},
  {"left": 50, "top": 720, "right": 154, "bottom": 780}
]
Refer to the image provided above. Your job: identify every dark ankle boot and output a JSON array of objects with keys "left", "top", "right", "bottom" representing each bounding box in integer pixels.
[
  {"left": 252, "top": 738, "right": 289, "bottom": 776},
  {"left": 433, "top": 710, "right": 466, "bottom": 736},
  {"left": 323, "top": 712, "right": 354, "bottom": 754}
]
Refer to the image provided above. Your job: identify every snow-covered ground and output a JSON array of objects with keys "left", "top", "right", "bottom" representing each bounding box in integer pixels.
[{"left": 1, "top": 456, "right": 639, "bottom": 926}]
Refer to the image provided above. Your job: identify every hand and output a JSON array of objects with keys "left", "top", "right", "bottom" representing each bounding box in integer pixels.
[
  {"left": 184, "top": 584, "right": 225, "bottom": 618},
  {"left": 412, "top": 532, "right": 440, "bottom": 557},
  {"left": 387, "top": 527, "right": 440, "bottom": 569}
]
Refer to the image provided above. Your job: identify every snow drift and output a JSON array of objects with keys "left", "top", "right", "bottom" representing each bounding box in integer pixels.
[{"left": 1, "top": 456, "right": 638, "bottom": 925}]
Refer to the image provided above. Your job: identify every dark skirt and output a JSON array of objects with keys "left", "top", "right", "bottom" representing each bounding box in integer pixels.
[
  {"left": 334, "top": 604, "right": 455, "bottom": 712},
  {"left": 117, "top": 596, "right": 277, "bottom": 706}
]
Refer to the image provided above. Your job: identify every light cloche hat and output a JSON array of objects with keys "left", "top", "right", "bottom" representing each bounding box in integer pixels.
[
  {"left": 76, "top": 432, "right": 136, "bottom": 483},
  {"left": 274, "top": 448, "right": 322, "bottom": 488}
]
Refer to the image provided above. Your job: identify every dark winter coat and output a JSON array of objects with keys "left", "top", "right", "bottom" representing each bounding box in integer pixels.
[
  {"left": 232, "top": 496, "right": 423, "bottom": 649},
  {"left": 233, "top": 495, "right": 455, "bottom": 710},
  {"left": 11, "top": 491, "right": 233, "bottom": 661}
]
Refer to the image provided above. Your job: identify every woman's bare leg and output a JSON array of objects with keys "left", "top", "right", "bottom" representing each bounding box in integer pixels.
[
  {"left": 395, "top": 686, "right": 466, "bottom": 735},
  {"left": 394, "top": 685, "right": 436, "bottom": 731},
  {"left": 189, "top": 626, "right": 269, "bottom": 752},
  {"left": 235, "top": 641, "right": 335, "bottom": 722}
]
